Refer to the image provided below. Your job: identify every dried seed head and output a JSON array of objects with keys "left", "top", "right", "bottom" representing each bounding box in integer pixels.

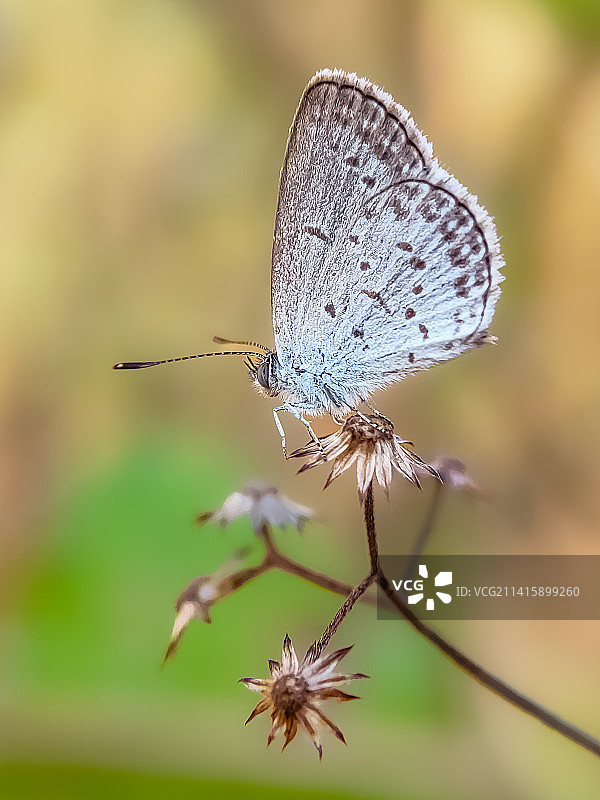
[
  {"left": 164, "top": 548, "right": 250, "bottom": 663},
  {"left": 292, "top": 413, "right": 438, "bottom": 502},
  {"left": 239, "top": 634, "right": 368, "bottom": 759},
  {"left": 417, "top": 456, "right": 484, "bottom": 498},
  {"left": 198, "top": 484, "right": 313, "bottom": 533}
]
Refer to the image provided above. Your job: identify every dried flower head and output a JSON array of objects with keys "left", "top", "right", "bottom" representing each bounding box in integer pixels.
[
  {"left": 164, "top": 576, "right": 215, "bottom": 662},
  {"left": 164, "top": 548, "right": 250, "bottom": 662},
  {"left": 240, "top": 634, "right": 368, "bottom": 759},
  {"left": 417, "top": 456, "right": 484, "bottom": 498},
  {"left": 198, "top": 484, "right": 313, "bottom": 533},
  {"left": 292, "top": 413, "right": 438, "bottom": 502}
]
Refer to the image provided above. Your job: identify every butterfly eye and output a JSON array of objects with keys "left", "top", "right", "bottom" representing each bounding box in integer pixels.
[{"left": 256, "top": 360, "right": 271, "bottom": 390}]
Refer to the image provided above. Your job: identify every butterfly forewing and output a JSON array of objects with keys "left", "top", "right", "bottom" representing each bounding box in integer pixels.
[{"left": 272, "top": 70, "right": 432, "bottom": 347}]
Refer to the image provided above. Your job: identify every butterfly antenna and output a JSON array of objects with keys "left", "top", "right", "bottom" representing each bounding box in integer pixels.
[
  {"left": 212, "top": 336, "right": 269, "bottom": 352},
  {"left": 244, "top": 356, "right": 260, "bottom": 376},
  {"left": 113, "top": 351, "right": 260, "bottom": 370}
]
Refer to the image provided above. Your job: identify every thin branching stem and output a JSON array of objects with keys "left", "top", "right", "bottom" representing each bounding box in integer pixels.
[
  {"left": 258, "top": 523, "right": 277, "bottom": 556},
  {"left": 364, "top": 482, "right": 600, "bottom": 759},
  {"left": 215, "top": 524, "right": 380, "bottom": 607},
  {"left": 305, "top": 571, "right": 376, "bottom": 664},
  {"left": 404, "top": 480, "right": 443, "bottom": 581},
  {"left": 273, "top": 549, "right": 379, "bottom": 608},
  {"left": 363, "top": 482, "right": 379, "bottom": 572}
]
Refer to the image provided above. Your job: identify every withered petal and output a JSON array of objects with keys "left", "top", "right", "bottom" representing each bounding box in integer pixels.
[
  {"left": 239, "top": 677, "right": 271, "bottom": 693},
  {"left": 281, "top": 717, "right": 299, "bottom": 751},
  {"left": 267, "top": 717, "right": 284, "bottom": 747},
  {"left": 313, "top": 688, "right": 360, "bottom": 702},
  {"left": 308, "top": 704, "right": 347, "bottom": 744},
  {"left": 316, "top": 672, "right": 369, "bottom": 683},
  {"left": 304, "top": 645, "right": 353, "bottom": 673},
  {"left": 245, "top": 698, "right": 271, "bottom": 725},
  {"left": 297, "top": 711, "right": 322, "bottom": 760},
  {"left": 281, "top": 634, "right": 298, "bottom": 672},
  {"left": 195, "top": 510, "right": 214, "bottom": 526},
  {"left": 323, "top": 450, "right": 359, "bottom": 489}
]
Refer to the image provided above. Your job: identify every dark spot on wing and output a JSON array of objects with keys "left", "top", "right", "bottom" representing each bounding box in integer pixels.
[
  {"left": 456, "top": 286, "right": 470, "bottom": 298},
  {"left": 325, "top": 303, "right": 336, "bottom": 318},
  {"left": 410, "top": 257, "right": 426, "bottom": 270},
  {"left": 419, "top": 199, "right": 440, "bottom": 223},
  {"left": 346, "top": 156, "right": 360, "bottom": 167},
  {"left": 362, "top": 289, "right": 391, "bottom": 314},
  {"left": 444, "top": 342, "right": 453, "bottom": 350},
  {"left": 303, "top": 225, "right": 332, "bottom": 244},
  {"left": 363, "top": 344, "right": 370, "bottom": 350},
  {"left": 449, "top": 247, "right": 468, "bottom": 267},
  {"left": 412, "top": 284, "right": 423, "bottom": 295},
  {"left": 454, "top": 274, "right": 468, "bottom": 287},
  {"left": 360, "top": 261, "right": 370, "bottom": 271},
  {"left": 391, "top": 196, "right": 410, "bottom": 221},
  {"left": 304, "top": 80, "right": 427, "bottom": 173},
  {"left": 433, "top": 193, "right": 450, "bottom": 210},
  {"left": 362, "top": 176, "right": 375, "bottom": 188},
  {"left": 349, "top": 234, "right": 359, "bottom": 244},
  {"left": 352, "top": 328, "right": 364, "bottom": 338},
  {"left": 419, "top": 323, "right": 429, "bottom": 338},
  {"left": 408, "top": 352, "right": 415, "bottom": 363},
  {"left": 396, "top": 242, "right": 413, "bottom": 251},
  {"left": 405, "top": 307, "right": 415, "bottom": 319}
]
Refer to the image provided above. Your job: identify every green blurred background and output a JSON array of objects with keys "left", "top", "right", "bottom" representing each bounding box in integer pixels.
[{"left": 1, "top": 0, "right": 600, "bottom": 797}]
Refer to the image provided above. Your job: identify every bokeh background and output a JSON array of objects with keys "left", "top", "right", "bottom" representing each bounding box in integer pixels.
[{"left": 1, "top": 0, "right": 600, "bottom": 797}]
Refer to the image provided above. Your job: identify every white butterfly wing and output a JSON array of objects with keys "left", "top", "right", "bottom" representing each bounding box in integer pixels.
[{"left": 271, "top": 69, "right": 503, "bottom": 405}]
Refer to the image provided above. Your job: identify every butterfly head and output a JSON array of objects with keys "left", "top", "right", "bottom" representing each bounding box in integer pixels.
[{"left": 249, "top": 350, "right": 280, "bottom": 398}]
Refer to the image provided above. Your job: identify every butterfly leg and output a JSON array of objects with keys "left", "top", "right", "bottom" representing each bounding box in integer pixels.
[
  {"left": 273, "top": 404, "right": 324, "bottom": 459},
  {"left": 365, "top": 404, "right": 393, "bottom": 427},
  {"left": 272, "top": 406, "right": 289, "bottom": 459}
]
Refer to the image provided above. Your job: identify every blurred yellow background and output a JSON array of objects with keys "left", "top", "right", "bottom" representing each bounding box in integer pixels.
[{"left": 1, "top": 0, "right": 600, "bottom": 798}]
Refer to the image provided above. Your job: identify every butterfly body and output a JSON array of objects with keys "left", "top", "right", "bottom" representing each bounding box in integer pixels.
[{"left": 254, "top": 349, "right": 376, "bottom": 415}]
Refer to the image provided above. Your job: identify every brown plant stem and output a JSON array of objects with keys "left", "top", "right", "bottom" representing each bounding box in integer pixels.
[
  {"left": 305, "top": 571, "right": 376, "bottom": 664},
  {"left": 273, "top": 550, "right": 379, "bottom": 608},
  {"left": 364, "top": 482, "right": 600, "bottom": 759},
  {"left": 404, "top": 480, "right": 443, "bottom": 581},
  {"left": 364, "top": 482, "right": 379, "bottom": 572},
  {"left": 215, "top": 524, "right": 379, "bottom": 608},
  {"left": 216, "top": 562, "right": 268, "bottom": 595}
]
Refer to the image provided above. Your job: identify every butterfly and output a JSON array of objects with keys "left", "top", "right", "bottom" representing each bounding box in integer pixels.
[{"left": 115, "top": 68, "right": 503, "bottom": 456}]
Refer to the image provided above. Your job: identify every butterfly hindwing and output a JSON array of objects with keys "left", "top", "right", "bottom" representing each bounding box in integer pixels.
[{"left": 322, "top": 178, "right": 501, "bottom": 382}]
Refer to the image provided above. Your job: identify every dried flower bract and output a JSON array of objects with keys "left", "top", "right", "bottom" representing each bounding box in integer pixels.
[
  {"left": 240, "top": 634, "right": 367, "bottom": 759},
  {"left": 292, "top": 413, "right": 438, "bottom": 502}
]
